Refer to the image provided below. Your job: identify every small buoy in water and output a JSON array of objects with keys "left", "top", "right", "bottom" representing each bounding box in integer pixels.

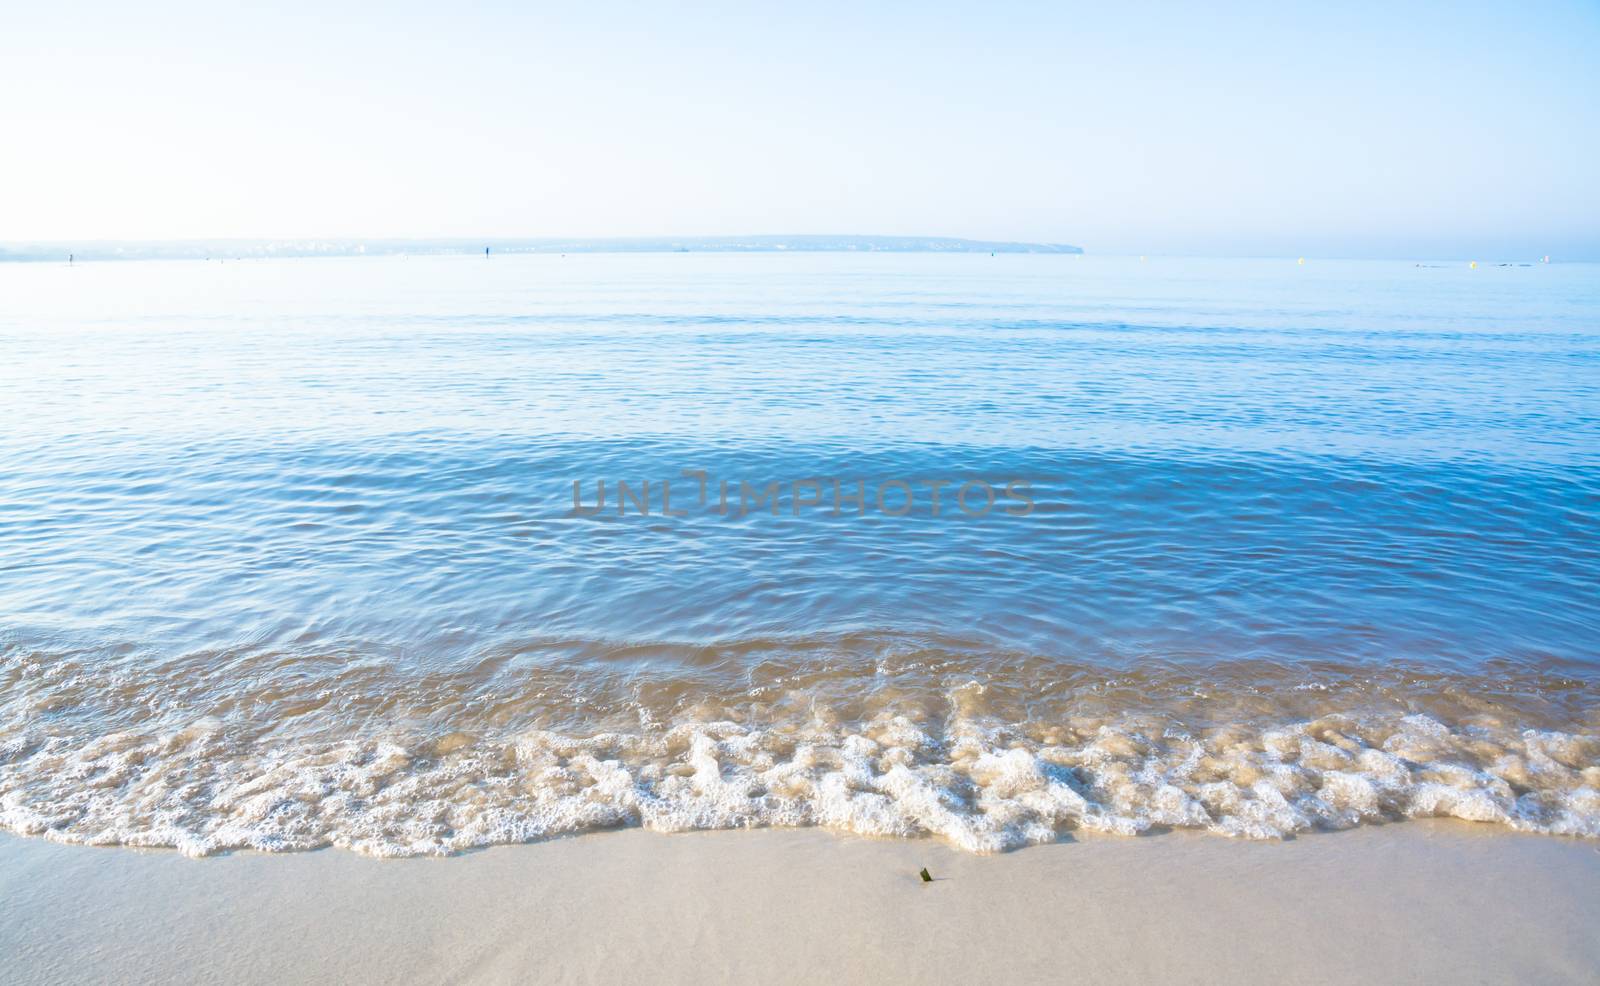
[
  {"left": 1470, "top": 261, "right": 1477, "bottom": 269},
  {"left": 919, "top": 867, "right": 933, "bottom": 883},
  {"left": 1298, "top": 257, "right": 1305, "bottom": 265},
  {"left": 1139, "top": 255, "right": 1146, "bottom": 262}
]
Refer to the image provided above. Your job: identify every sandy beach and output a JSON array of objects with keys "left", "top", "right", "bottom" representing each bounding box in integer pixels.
[
  {"left": 6, "top": 0, "right": 1598, "bottom": 983},
  {"left": 3, "top": 822, "right": 1596, "bottom": 985}
]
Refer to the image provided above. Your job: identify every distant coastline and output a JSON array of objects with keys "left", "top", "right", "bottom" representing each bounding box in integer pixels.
[{"left": 0, "top": 234, "right": 1083, "bottom": 263}]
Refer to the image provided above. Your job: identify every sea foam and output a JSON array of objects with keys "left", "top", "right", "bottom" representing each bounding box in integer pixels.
[{"left": 3, "top": 694, "right": 1596, "bottom": 857}]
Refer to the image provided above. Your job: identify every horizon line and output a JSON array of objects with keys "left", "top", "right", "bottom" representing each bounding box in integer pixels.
[
  {"left": 0, "top": 235, "right": 1584, "bottom": 265},
  {"left": 0, "top": 234, "right": 1084, "bottom": 261}
]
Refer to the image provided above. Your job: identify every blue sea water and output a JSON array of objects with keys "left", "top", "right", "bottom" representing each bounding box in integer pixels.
[{"left": 1, "top": 252, "right": 1597, "bottom": 854}]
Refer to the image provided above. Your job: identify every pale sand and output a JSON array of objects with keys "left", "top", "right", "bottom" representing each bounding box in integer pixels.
[{"left": 2, "top": 823, "right": 1597, "bottom": 985}]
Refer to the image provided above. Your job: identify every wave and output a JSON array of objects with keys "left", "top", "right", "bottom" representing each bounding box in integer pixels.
[{"left": 2, "top": 640, "right": 1596, "bottom": 856}]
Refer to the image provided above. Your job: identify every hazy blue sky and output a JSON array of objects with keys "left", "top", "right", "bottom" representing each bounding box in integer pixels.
[{"left": 4, "top": 1, "right": 1597, "bottom": 258}]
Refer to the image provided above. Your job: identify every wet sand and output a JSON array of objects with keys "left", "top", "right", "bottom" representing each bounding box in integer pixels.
[{"left": 2, "top": 821, "right": 1597, "bottom": 985}]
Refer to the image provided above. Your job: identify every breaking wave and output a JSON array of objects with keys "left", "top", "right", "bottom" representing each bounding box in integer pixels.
[{"left": 3, "top": 640, "right": 1595, "bottom": 856}]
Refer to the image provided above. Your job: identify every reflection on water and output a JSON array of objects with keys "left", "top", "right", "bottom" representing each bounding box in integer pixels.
[{"left": 1, "top": 253, "right": 1597, "bottom": 853}]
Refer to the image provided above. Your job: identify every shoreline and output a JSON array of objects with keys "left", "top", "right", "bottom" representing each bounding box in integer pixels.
[{"left": 3, "top": 821, "right": 1597, "bottom": 985}]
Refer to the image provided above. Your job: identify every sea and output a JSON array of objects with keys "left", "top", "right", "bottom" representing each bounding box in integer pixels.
[{"left": 1, "top": 251, "right": 1596, "bottom": 855}]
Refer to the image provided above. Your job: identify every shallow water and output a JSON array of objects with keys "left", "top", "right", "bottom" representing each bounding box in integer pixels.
[{"left": 1, "top": 253, "right": 1597, "bottom": 854}]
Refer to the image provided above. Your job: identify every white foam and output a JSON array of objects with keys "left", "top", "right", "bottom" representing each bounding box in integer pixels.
[{"left": 2, "top": 707, "right": 1597, "bottom": 857}]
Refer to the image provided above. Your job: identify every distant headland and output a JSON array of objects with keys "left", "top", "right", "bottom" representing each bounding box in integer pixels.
[{"left": 0, "top": 235, "right": 1083, "bottom": 263}]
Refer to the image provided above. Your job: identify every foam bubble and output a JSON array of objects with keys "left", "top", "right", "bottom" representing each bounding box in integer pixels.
[{"left": 3, "top": 701, "right": 1598, "bottom": 857}]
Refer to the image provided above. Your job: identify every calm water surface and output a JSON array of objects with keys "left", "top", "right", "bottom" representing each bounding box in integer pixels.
[{"left": 1, "top": 253, "right": 1597, "bottom": 854}]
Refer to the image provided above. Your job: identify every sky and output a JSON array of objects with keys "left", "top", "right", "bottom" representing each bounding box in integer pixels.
[{"left": 3, "top": 0, "right": 1597, "bottom": 259}]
